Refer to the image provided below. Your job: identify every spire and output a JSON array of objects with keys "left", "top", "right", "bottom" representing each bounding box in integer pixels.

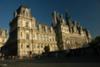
[
  {"left": 65, "top": 10, "right": 72, "bottom": 26},
  {"left": 65, "top": 10, "right": 71, "bottom": 21},
  {"left": 52, "top": 11, "right": 57, "bottom": 27}
]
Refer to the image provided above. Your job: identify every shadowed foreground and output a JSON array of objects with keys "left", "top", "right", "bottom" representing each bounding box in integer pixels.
[
  {"left": 0, "top": 36, "right": 100, "bottom": 67},
  {"left": 0, "top": 60, "right": 100, "bottom": 67}
]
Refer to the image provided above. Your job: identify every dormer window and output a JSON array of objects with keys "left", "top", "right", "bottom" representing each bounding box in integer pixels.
[
  {"left": 23, "top": 10, "right": 25, "bottom": 14},
  {"left": 25, "top": 8, "right": 30, "bottom": 17},
  {"left": 21, "top": 8, "right": 30, "bottom": 17}
]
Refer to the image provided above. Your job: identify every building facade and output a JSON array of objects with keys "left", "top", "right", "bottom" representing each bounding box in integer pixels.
[
  {"left": 1, "top": 5, "right": 91, "bottom": 58},
  {"left": 52, "top": 11, "right": 91, "bottom": 50}
]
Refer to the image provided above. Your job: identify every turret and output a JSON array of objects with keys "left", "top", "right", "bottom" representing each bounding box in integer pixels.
[
  {"left": 52, "top": 11, "right": 66, "bottom": 27},
  {"left": 65, "top": 11, "right": 72, "bottom": 26},
  {"left": 72, "top": 21, "right": 78, "bottom": 33},
  {"left": 52, "top": 11, "right": 58, "bottom": 27}
]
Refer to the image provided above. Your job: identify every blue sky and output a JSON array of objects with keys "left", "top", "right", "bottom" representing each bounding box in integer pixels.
[{"left": 0, "top": 0, "right": 100, "bottom": 38}]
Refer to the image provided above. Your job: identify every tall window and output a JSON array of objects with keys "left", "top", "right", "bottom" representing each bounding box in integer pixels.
[
  {"left": 20, "top": 32, "right": 22, "bottom": 37},
  {"left": 26, "top": 22, "right": 29, "bottom": 27},
  {"left": 21, "top": 44, "right": 23, "bottom": 48},
  {"left": 26, "top": 33, "right": 29, "bottom": 39}
]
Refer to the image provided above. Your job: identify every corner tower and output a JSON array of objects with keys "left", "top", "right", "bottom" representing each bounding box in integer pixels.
[
  {"left": 3, "top": 5, "right": 36, "bottom": 58},
  {"left": 13, "top": 5, "right": 36, "bottom": 58},
  {"left": 52, "top": 11, "right": 65, "bottom": 50}
]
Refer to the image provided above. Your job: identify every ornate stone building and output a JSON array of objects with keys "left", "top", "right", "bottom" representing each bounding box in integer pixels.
[{"left": 1, "top": 5, "right": 91, "bottom": 58}]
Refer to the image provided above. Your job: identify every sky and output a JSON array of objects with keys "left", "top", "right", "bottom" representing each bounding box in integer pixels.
[{"left": 0, "top": 0, "right": 100, "bottom": 38}]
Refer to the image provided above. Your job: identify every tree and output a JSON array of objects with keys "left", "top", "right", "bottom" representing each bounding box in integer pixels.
[{"left": 89, "top": 36, "right": 100, "bottom": 46}]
